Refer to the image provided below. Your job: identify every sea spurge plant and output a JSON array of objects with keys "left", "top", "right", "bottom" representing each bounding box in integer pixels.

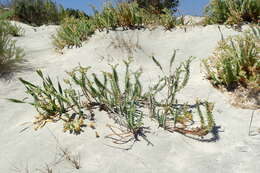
[
  {"left": 148, "top": 52, "right": 216, "bottom": 138},
  {"left": 91, "top": 3, "right": 118, "bottom": 31},
  {"left": 67, "top": 59, "right": 145, "bottom": 138},
  {"left": 203, "top": 27, "right": 260, "bottom": 89},
  {"left": 203, "top": 27, "right": 259, "bottom": 109},
  {"left": 9, "top": 70, "right": 86, "bottom": 134},
  {"left": 0, "top": 12, "right": 24, "bottom": 78},
  {"left": 11, "top": 0, "right": 62, "bottom": 26},
  {"left": 204, "top": 0, "right": 260, "bottom": 24},
  {"left": 53, "top": 2, "right": 181, "bottom": 50},
  {"left": 159, "top": 8, "right": 177, "bottom": 30},
  {"left": 10, "top": 52, "right": 217, "bottom": 142},
  {"left": 116, "top": 2, "right": 144, "bottom": 29},
  {"left": 53, "top": 16, "right": 94, "bottom": 49}
]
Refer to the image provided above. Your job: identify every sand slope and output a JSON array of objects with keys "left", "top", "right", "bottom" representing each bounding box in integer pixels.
[{"left": 0, "top": 21, "right": 259, "bottom": 173}]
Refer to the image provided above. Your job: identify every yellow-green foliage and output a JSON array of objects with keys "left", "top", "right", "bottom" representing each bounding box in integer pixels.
[
  {"left": 203, "top": 27, "right": 260, "bottom": 90},
  {"left": 54, "top": 2, "right": 182, "bottom": 50},
  {"left": 92, "top": 2, "right": 181, "bottom": 30},
  {"left": 53, "top": 16, "right": 94, "bottom": 50},
  {"left": 10, "top": 53, "right": 216, "bottom": 140},
  {"left": 0, "top": 11, "right": 24, "bottom": 77},
  {"left": 11, "top": 0, "right": 62, "bottom": 26},
  {"left": 204, "top": 0, "right": 260, "bottom": 24}
]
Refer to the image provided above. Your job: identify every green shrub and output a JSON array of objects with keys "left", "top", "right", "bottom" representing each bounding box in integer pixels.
[
  {"left": 8, "top": 70, "right": 86, "bottom": 134},
  {"left": 149, "top": 53, "right": 216, "bottom": 137},
  {"left": 204, "top": 0, "right": 260, "bottom": 24},
  {"left": 68, "top": 59, "right": 145, "bottom": 137},
  {"left": 0, "top": 9, "right": 24, "bottom": 36},
  {"left": 0, "top": 20, "right": 24, "bottom": 36},
  {"left": 128, "top": 0, "right": 179, "bottom": 14},
  {"left": 10, "top": 0, "right": 62, "bottom": 26},
  {"left": 10, "top": 53, "right": 216, "bottom": 142},
  {"left": 54, "top": 2, "right": 181, "bottom": 50},
  {"left": 60, "top": 8, "right": 89, "bottom": 19},
  {"left": 203, "top": 27, "right": 260, "bottom": 90},
  {"left": 53, "top": 16, "right": 94, "bottom": 50},
  {"left": 0, "top": 11, "right": 24, "bottom": 77}
]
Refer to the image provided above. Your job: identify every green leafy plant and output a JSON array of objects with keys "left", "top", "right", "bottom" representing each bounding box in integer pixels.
[
  {"left": 54, "top": 2, "right": 182, "bottom": 50},
  {"left": 10, "top": 0, "right": 63, "bottom": 26},
  {"left": 91, "top": 3, "right": 118, "bottom": 31},
  {"left": 128, "top": 0, "right": 179, "bottom": 14},
  {"left": 0, "top": 13, "right": 24, "bottom": 77},
  {"left": 9, "top": 70, "right": 87, "bottom": 134},
  {"left": 203, "top": 27, "right": 259, "bottom": 89},
  {"left": 67, "top": 59, "right": 145, "bottom": 139},
  {"left": 0, "top": 9, "right": 24, "bottom": 36},
  {"left": 204, "top": 0, "right": 260, "bottom": 24},
  {"left": 60, "top": 8, "right": 89, "bottom": 19},
  {"left": 0, "top": 20, "right": 24, "bottom": 36},
  {"left": 203, "top": 27, "right": 259, "bottom": 109},
  {"left": 10, "top": 52, "right": 217, "bottom": 143},
  {"left": 53, "top": 16, "right": 94, "bottom": 49},
  {"left": 115, "top": 2, "right": 144, "bottom": 29},
  {"left": 148, "top": 52, "right": 216, "bottom": 137}
]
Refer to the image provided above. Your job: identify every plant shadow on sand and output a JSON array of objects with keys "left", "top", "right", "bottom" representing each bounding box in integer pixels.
[{"left": 0, "top": 60, "right": 34, "bottom": 81}]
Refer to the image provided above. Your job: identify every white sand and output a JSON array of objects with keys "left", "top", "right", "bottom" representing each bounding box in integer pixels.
[{"left": 0, "top": 21, "right": 259, "bottom": 173}]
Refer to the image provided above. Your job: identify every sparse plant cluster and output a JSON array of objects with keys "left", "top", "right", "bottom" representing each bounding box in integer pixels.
[
  {"left": 53, "top": 17, "right": 94, "bottom": 49},
  {"left": 54, "top": 2, "right": 185, "bottom": 50},
  {"left": 204, "top": 0, "right": 260, "bottom": 25},
  {"left": 10, "top": 52, "right": 216, "bottom": 143},
  {"left": 0, "top": 10, "right": 24, "bottom": 78},
  {"left": 128, "top": 0, "right": 179, "bottom": 14},
  {"left": 0, "top": 10, "right": 24, "bottom": 36},
  {"left": 9, "top": 70, "right": 87, "bottom": 134},
  {"left": 149, "top": 54, "right": 216, "bottom": 137},
  {"left": 203, "top": 27, "right": 260, "bottom": 108},
  {"left": 60, "top": 8, "right": 89, "bottom": 19}
]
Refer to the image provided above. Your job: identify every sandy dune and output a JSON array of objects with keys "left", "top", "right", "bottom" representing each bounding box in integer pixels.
[{"left": 0, "top": 21, "right": 259, "bottom": 173}]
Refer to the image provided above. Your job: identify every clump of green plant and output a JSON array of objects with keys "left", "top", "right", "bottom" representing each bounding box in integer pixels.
[
  {"left": 128, "top": 0, "right": 180, "bottom": 14},
  {"left": 60, "top": 8, "right": 89, "bottom": 19},
  {"left": 204, "top": 0, "right": 260, "bottom": 24},
  {"left": 10, "top": 0, "right": 63, "bottom": 26},
  {"left": 67, "top": 59, "right": 145, "bottom": 140},
  {"left": 93, "top": 2, "right": 180, "bottom": 31},
  {"left": 0, "top": 13, "right": 24, "bottom": 77},
  {"left": 91, "top": 3, "right": 119, "bottom": 31},
  {"left": 8, "top": 70, "right": 87, "bottom": 134},
  {"left": 203, "top": 27, "right": 259, "bottom": 89},
  {"left": 53, "top": 16, "right": 94, "bottom": 49},
  {"left": 148, "top": 52, "right": 216, "bottom": 137},
  {"left": 0, "top": 20, "right": 24, "bottom": 36},
  {"left": 10, "top": 52, "right": 217, "bottom": 143},
  {"left": 54, "top": 2, "right": 182, "bottom": 50},
  {"left": 0, "top": 9, "right": 24, "bottom": 36},
  {"left": 203, "top": 27, "right": 259, "bottom": 109}
]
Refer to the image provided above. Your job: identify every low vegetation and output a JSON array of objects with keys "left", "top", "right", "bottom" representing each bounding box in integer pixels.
[
  {"left": 10, "top": 0, "right": 62, "bottom": 26},
  {"left": 53, "top": 16, "right": 94, "bottom": 49},
  {"left": 149, "top": 54, "right": 215, "bottom": 137},
  {"left": 10, "top": 52, "right": 217, "bottom": 144},
  {"left": 203, "top": 27, "right": 260, "bottom": 109},
  {"left": 0, "top": 10, "right": 24, "bottom": 78},
  {"left": 204, "top": 0, "right": 260, "bottom": 25},
  {"left": 54, "top": 2, "right": 185, "bottom": 50},
  {"left": 128, "top": 0, "right": 179, "bottom": 14},
  {"left": 1, "top": 0, "right": 88, "bottom": 26}
]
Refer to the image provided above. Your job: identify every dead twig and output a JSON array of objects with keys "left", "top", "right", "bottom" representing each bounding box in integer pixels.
[{"left": 249, "top": 110, "right": 255, "bottom": 136}]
